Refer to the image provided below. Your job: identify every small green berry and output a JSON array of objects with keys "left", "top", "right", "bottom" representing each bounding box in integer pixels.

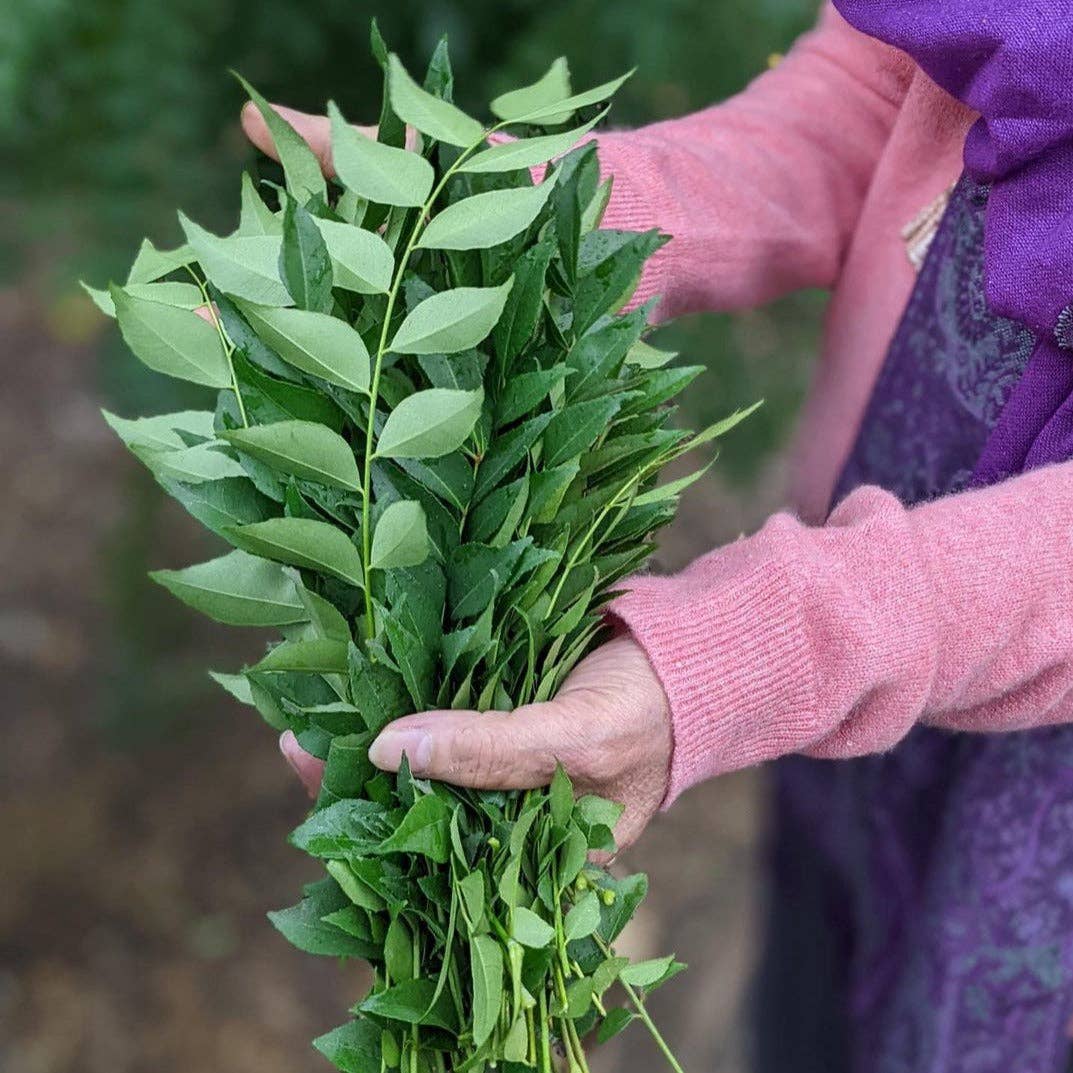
[{"left": 601, "top": 889, "right": 616, "bottom": 906}]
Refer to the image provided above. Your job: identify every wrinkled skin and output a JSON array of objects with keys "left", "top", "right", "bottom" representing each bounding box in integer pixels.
[{"left": 243, "top": 101, "right": 674, "bottom": 848}]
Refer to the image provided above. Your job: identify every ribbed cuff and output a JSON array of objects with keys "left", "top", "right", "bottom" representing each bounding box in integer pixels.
[{"left": 609, "top": 555, "right": 817, "bottom": 807}]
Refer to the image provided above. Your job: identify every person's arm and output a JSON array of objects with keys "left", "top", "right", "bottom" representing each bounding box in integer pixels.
[
  {"left": 612, "top": 463, "right": 1073, "bottom": 804},
  {"left": 595, "top": 2, "right": 914, "bottom": 319}
]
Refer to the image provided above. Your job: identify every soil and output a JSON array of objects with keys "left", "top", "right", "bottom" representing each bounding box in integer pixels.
[{"left": 0, "top": 287, "right": 778, "bottom": 1073}]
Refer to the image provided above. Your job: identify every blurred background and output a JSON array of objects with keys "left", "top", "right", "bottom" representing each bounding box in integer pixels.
[{"left": 1, "top": 1, "right": 824, "bottom": 1069}]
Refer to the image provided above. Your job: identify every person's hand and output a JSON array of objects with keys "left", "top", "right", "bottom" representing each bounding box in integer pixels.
[
  {"left": 281, "top": 635, "right": 673, "bottom": 849},
  {"left": 241, "top": 101, "right": 419, "bottom": 176}
]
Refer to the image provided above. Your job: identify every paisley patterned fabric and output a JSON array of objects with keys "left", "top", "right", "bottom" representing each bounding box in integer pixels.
[{"left": 756, "top": 176, "right": 1073, "bottom": 1073}]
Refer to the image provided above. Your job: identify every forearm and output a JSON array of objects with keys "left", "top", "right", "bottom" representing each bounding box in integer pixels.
[
  {"left": 612, "top": 463, "right": 1073, "bottom": 805},
  {"left": 595, "top": 3, "right": 913, "bottom": 320}
]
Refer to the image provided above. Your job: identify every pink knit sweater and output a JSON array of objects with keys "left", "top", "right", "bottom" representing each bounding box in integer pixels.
[{"left": 597, "top": 4, "right": 1073, "bottom": 805}]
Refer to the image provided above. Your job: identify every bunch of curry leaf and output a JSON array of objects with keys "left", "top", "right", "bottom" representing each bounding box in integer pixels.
[{"left": 91, "top": 26, "right": 753, "bottom": 1073}]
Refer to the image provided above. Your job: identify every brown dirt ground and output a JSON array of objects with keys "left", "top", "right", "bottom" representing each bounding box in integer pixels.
[{"left": 0, "top": 288, "right": 783, "bottom": 1073}]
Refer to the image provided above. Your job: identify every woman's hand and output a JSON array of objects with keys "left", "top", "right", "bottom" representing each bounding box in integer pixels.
[
  {"left": 281, "top": 636, "right": 673, "bottom": 849},
  {"left": 240, "top": 100, "right": 419, "bottom": 175}
]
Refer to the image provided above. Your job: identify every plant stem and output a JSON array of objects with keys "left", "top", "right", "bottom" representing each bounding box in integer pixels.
[
  {"left": 357, "top": 125, "right": 506, "bottom": 635},
  {"left": 186, "top": 268, "right": 248, "bottom": 427},
  {"left": 593, "top": 935, "right": 685, "bottom": 1073}
]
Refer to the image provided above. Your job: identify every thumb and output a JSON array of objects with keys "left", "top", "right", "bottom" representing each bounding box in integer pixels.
[
  {"left": 368, "top": 704, "right": 575, "bottom": 791},
  {"left": 241, "top": 101, "right": 337, "bottom": 176}
]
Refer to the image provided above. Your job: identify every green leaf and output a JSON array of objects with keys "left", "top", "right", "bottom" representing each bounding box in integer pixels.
[
  {"left": 495, "top": 366, "right": 567, "bottom": 429},
  {"left": 417, "top": 183, "right": 553, "bottom": 251},
  {"left": 596, "top": 1007, "right": 635, "bottom": 1044},
  {"left": 312, "top": 216, "right": 394, "bottom": 295},
  {"left": 293, "top": 800, "right": 390, "bottom": 858},
  {"left": 161, "top": 476, "right": 273, "bottom": 535},
  {"left": 619, "top": 955, "right": 678, "bottom": 989},
  {"left": 111, "top": 286, "right": 230, "bottom": 389},
  {"left": 209, "top": 670, "right": 254, "bottom": 706},
  {"left": 389, "top": 281, "right": 513, "bottom": 356},
  {"left": 102, "top": 409, "right": 215, "bottom": 452},
  {"left": 528, "top": 461, "right": 580, "bottom": 524},
  {"left": 384, "top": 916, "right": 415, "bottom": 982},
  {"left": 359, "top": 978, "right": 457, "bottom": 1032},
  {"left": 677, "top": 401, "right": 765, "bottom": 454},
  {"left": 631, "top": 460, "right": 714, "bottom": 508},
  {"left": 492, "top": 240, "right": 556, "bottom": 368},
  {"left": 550, "top": 764, "right": 574, "bottom": 827},
  {"left": 238, "top": 173, "right": 280, "bottom": 236},
  {"left": 376, "top": 388, "right": 483, "bottom": 460},
  {"left": 268, "top": 895, "right": 371, "bottom": 959},
  {"left": 388, "top": 54, "right": 484, "bottom": 148},
  {"left": 178, "top": 215, "right": 291, "bottom": 306},
  {"left": 448, "top": 540, "right": 529, "bottom": 620},
  {"left": 564, "top": 891, "right": 601, "bottom": 941},
  {"left": 378, "top": 794, "right": 451, "bottom": 863},
  {"left": 228, "top": 517, "right": 364, "bottom": 587},
  {"left": 280, "top": 198, "right": 333, "bottom": 313},
  {"left": 222, "top": 420, "right": 361, "bottom": 491},
  {"left": 542, "top": 396, "right": 624, "bottom": 468},
  {"left": 509, "top": 71, "right": 635, "bottom": 125},
  {"left": 126, "top": 239, "right": 195, "bottom": 284},
  {"left": 626, "top": 338, "right": 677, "bottom": 369},
  {"left": 473, "top": 413, "right": 552, "bottom": 502},
  {"left": 313, "top": 1019, "right": 383, "bottom": 1073},
  {"left": 491, "top": 57, "right": 573, "bottom": 125},
  {"left": 139, "top": 442, "right": 247, "bottom": 484},
  {"left": 83, "top": 280, "right": 202, "bottom": 318},
  {"left": 230, "top": 350, "right": 346, "bottom": 430},
  {"left": 470, "top": 935, "right": 503, "bottom": 1048},
  {"left": 253, "top": 638, "right": 349, "bottom": 674},
  {"left": 235, "top": 73, "right": 326, "bottom": 204},
  {"left": 458, "top": 872, "right": 485, "bottom": 932},
  {"left": 328, "top": 100, "right": 434, "bottom": 208},
  {"left": 238, "top": 302, "right": 370, "bottom": 393},
  {"left": 150, "top": 550, "right": 306, "bottom": 626},
  {"left": 371, "top": 500, "right": 429, "bottom": 570},
  {"left": 461, "top": 111, "right": 606, "bottom": 174},
  {"left": 511, "top": 906, "right": 555, "bottom": 949}
]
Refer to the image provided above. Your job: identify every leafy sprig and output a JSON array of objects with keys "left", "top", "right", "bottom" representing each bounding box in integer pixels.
[{"left": 93, "top": 25, "right": 755, "bottom": 1073}]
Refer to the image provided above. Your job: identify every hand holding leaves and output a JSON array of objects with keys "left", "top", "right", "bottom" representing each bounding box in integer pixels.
[{"left": 91, "top": 30, "right": 757, "bottom": 1073}]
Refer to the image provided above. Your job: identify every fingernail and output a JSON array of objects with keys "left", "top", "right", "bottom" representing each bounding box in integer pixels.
[
  {"left": 369, "top": 729, "right": 432, "bottom": 773},
  {"left": 279, "top": 730, "right": 302, "bottom": 776}
]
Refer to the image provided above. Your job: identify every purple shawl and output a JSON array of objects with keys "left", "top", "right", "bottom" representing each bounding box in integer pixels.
[{"left": 833, "top": 0, "right": 1073, "bottom": 479}]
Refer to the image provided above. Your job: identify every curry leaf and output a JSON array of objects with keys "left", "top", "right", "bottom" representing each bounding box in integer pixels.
[
  {"left": 222, "top": 420, "right": 361, "bottom": 490},
  {"left": 111, "top": 286, "right": 231, "bottom": 388},
  {"left": 389, "top": 281, "right": 513, "bottom": 355}
]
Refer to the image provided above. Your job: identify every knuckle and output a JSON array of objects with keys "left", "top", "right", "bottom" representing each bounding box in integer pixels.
[{"left": 446, "top": 722, "right": 499, "bottom": 783}]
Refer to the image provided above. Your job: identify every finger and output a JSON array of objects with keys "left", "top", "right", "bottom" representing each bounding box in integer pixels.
[
  {"left": 279, "top": 730, "right": 324, "bottom": 798},
  {"left": 368, "top": 703, "right": 584, "bottom": 791},
  {"left": 241, "top": 101, "right": 337, "bottom": 177}
]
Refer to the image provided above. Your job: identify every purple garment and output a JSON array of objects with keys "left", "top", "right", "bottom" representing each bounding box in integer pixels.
[
  {"left": 832, "top": 2, "right": 1073, "bottom": 485},
  {"left": 755, "top": 176, "right": 1073, "bottom": 1073},
  {"left": 832, "top": 0, "right": 1073, "bottom": 338}
]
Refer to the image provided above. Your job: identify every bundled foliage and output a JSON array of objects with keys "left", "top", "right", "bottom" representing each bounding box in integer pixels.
[{"left": 92, "top": 27, "right": 753, "bottom": 1072}]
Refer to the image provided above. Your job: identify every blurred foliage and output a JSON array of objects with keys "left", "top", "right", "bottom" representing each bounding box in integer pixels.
[{"left": 2, "top": 0, "right": 819, "bottom": 284}]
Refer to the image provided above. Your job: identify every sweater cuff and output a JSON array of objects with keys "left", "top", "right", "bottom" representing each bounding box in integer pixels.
[{"left": 609, "top": 553, "right": 816, "bottom": 807}]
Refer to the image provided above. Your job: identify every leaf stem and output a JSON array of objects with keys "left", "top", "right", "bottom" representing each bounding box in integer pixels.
[
  {"left": 358, "top": 125, "right": 506, "bottom": 635},
  {"left": 594, "top": 935, "right": 685, "bottom": 1073},
  {"left": 186, "top": 267, "right": 248, "bottom": 427}
]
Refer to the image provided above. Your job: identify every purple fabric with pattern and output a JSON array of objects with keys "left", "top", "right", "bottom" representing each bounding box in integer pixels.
[
  {"left": 756, "top": 175, "right": 1073, "bottom": 1073},
  {"left": 832, "top": 1, "right": 1073, "bottom": 484}
]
